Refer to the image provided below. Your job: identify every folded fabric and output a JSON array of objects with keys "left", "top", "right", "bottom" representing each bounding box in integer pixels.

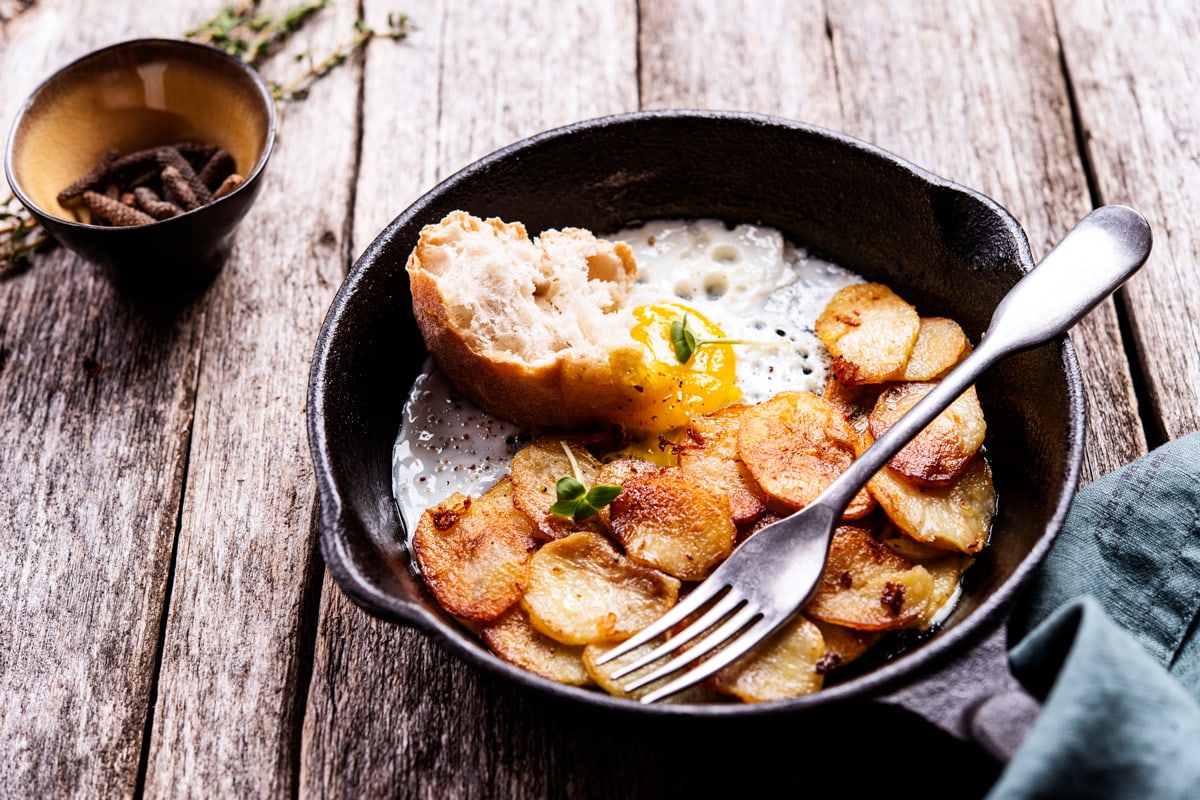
[{"left": 989, "top": 431, "right": 1200, "bottom": 799}]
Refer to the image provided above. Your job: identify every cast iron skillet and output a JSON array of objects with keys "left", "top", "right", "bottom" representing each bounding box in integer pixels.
[{"left": 307, "top": 110, "right": 1083, "bottom": 754}]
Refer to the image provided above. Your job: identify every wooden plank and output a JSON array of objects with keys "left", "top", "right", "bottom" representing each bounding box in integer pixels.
[
  {"left": 639, "top": 0, "right": 841, "bottom": 130},
  {"left": 1055, "top": 0, "right": 1200, "bottom": 444},
  {"left": 824, "top": 0, "right": 1146, "bottom": 479},
  {"left": 298, "top": 1, "right": 640, "bottom": 797},
  {"left": 138, "top": 2, "right": 362, "bottom": 796},
  {"left": 0, "top": 2, "right": 215, "bottom": 797}
]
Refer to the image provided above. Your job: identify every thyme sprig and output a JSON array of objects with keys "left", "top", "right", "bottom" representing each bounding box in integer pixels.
[
  {"left": 548, "top": 442, "right": 622, "bottom": 521},
  {"left": 185, "top": 1, "right": 412, "bottom": 101},
  {"left": 0, "top": 193, "right": 48, "bottom": 277}
]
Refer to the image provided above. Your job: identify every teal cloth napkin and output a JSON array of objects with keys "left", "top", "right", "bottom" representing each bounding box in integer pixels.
[{"left": 989, "top": 431, "right": 1200, "bottom": 798}]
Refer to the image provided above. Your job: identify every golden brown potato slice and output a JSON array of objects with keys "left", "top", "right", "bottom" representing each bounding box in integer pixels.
[
  {"left": 877, "top": 521, "right": 956, "bottom": 561},
  {"left": 676, "top": 404, "right": 769, "bottom": 525},
  {"left": 482, "top": 605, "right": 593, "bottom": 686},
  {"left": 412, "top": 478, "right": 538, "bottom": 623},
  {"left": 915, "top": 554, "right": 973, "bottom": 628},
  {"left": 708, "top": 615, "right": 826, "bottom": 702},
  {"left": 511, "top": 437, "right": 606, "bottom": 539},
  {"left": 901, "top": 317, "right": 969, "bottom": 381},
  {"left": 609, "top": 469, "right": 737, "bottom": 581},
  {"left": 811, "top": 619, "right": 880, "bottom": 673},
  {"left": 815, "top": 283, "right": 920, "bottom": 385},
  {"left": 583, "top": 640, "right": 722, "bottom": 703},
  {"left": 868, "top": 382, "right": 987, "bottom": 486},
  {"left": 736, "top": 509, "right": 786, "bottom": 544},
  {"left": 867, "top": 453, "right": 996, "bottom": 554},
  {"left": 822, "top": 376, "right": 881, "bottom": 437},
  {"left": 521, "top": 532, "right": 680, "bottom": 645},
  {"left": 592, "top": 457, "right": 661, "bottom": 529},
  {"left": 737, "top": 392, "right": 874, "bottom": 518},
  {"left": 805, "top": 527, "right": 934, "bottom": 630}
]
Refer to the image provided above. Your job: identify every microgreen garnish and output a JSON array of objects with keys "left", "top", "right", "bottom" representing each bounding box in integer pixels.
[
  {"left": 669, "top": 314, "right": 744, "bottom": 364},
  {"left": 549, "top": 442, "right": 622, "bottom": 521}
]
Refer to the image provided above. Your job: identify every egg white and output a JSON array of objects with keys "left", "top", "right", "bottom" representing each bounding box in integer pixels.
[{"left": 392, "top": 219, "right": 861, "bottom": 539}]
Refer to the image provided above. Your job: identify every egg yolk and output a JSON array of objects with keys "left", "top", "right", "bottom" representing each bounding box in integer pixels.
[{"left": 611, "top": 303, "right": 741, "bottom": 434}]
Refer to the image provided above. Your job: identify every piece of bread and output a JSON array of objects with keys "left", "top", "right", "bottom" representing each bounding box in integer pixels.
[{"left": 406, "top": 211, "right": 644, "bottom": 429}]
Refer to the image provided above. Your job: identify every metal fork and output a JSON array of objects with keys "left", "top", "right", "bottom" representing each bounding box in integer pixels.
[{"left": 594, "top": 205, "right": 1153, "bottom": 703}]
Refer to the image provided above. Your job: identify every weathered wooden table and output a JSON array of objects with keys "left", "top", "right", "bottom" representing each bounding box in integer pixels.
[{"left": 2, "top": 1, "right": 1197, "bottom": 796}]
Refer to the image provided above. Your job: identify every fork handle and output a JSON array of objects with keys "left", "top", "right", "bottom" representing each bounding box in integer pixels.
[{"left": 821, "top": 205, "right": 1152, "bottom": 513}]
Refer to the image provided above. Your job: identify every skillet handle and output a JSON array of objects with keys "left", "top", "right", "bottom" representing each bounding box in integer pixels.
[{"left": 876, "top": 619, "right": 1040, "bottom": 762}]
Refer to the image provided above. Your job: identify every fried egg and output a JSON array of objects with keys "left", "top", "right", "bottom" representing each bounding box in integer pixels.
[{"left": 392, "top": 219, "right": 861, "bottom": 536}]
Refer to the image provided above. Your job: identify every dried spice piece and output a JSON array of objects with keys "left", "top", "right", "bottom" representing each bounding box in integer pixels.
[
  {"left": 59, "top": 142, "right": 241, "bottom": 225},
  {"left": 157, "top": 148, "right": 212, "bottom": 205},
  {"left": 134, "top": 187, "right": 182, "bottom": 220},
  {"left": 128, "top": 168, "right": 162, "bottom": 189},
  {"left": 81, "top": 191, "right": 154, "bottom": 227},
  {"left": 197, "top": 148, "right": 236, "bottom": 190},
  {"left": 173, "top": 142, "right": 219, "bottom": 169},
  {"left": 107, "top": 147, "right": 164, "bottom": 183},
  {"left": 56, "top": 149, "right": 118, "bottom": 204},
  {"left": 213, "top": 173, "right": 244, "bottom": 199},
  {"left": 161, "top": 166, "right": 201, "bottom": 211}
]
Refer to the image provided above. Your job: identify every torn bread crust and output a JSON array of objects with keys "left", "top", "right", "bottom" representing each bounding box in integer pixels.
[{"left": 407, "top": 211, "right": 643, "bottom": 429}]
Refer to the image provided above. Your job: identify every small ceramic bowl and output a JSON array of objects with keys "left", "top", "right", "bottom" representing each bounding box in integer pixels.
[{"left": 5, "top": 38, "right": 276, "bottom": 288}]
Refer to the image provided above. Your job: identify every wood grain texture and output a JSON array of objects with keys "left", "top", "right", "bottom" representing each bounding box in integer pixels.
[
  {"left": 1055, "top": 0, "right": 1200, "bottom": 444},
  {"left": 139, "top": 2, "right": 357, "bottom": 797},
  {"left": 638, "top": 0, "right": 842, "bottom": 129},
  {"left": 0, "top": 2, "right": 215, "bottom": 797},
  {"left": 299, "top": 1, "right": 640, "bottom": 797},
  {"left": 823, "top": 0, "right": 1145, "bottom": 480}
]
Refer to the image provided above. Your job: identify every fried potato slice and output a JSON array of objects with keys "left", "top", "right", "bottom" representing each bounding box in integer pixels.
[
  {"left": 676, "top": 404, "right": 768, "bottom": 524},
  {"left": 815, "top": 282, "right": 920, "bottom": 385},
  {"left": 805, "top": 527, "right": 934, "bottom": 630},
  {"left": 867, "top": 453, "right": 996, "bottom": 554},
  {"left": 915, "top": 553, "right": 973, "bottom": 629},
  {"left": 592, "top": 457, "right": 660, "bottom": 529},
  {"left": 811, "top": 619, "right": 880, "bottom": 672},
  {"left": 737, "top": 392, "right": 874, "bottom": 518},
  {"left": 901, "top": 317, "right": 969, "bottom": 381},
  {"left": 583, "top": 640, "right": 721, "bottom": 703},
  {"left": 822, "top": 375, "right": 880, "bottom": 437},
  {"left": 482, "top": 605, "right": 593, "bottom": 686},
  {"left": 708, "top": 615, "right": 826, "bottom": 702},
  {"left": 868, "top": 382, "right": 987, "bottom": 486},
  {"left": 609, "top": 468, "right": 737, "bottom": 581},
  {"left": 412, "top": 477, "right": 538, "bottom": 622},
  {"left": 511, "top": 437, "right": 606, "bottom": 539},
  {"left": 877, "top": 521, "right": 956, "bottom": 561},
  {"left": 736, "top": 509, "right": 786, "bottom": 544},
  {"left": 521, "top": 532, "right": 680, "bottom": 645}
]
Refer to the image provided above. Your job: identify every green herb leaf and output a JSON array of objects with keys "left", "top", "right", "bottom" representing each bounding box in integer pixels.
[
  {"left": 585, "top": 484, "right": 623, "bottom": 508},
  {"left": 550, "top": 478, "right": 622, "bottom": 520},
  {"left": 670, "top": 315, "right": 697, "bottom": 363},
  {"left": 669, "top": 312, "right": 753, "bottom": 364}
]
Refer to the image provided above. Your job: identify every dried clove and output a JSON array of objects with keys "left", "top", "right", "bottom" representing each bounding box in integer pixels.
[{"left": 58, "top": 142, "right": 239, "bottom": 226}]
